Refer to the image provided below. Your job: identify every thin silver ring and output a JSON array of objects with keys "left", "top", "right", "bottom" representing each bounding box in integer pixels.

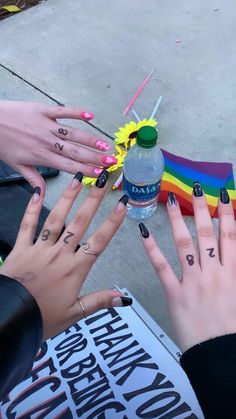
[
  {"left": 78, "top": 298, "right": 87, "bottom": 319},
  {"left": 81, "top": 242, "right": 100, "bottom": 257}
]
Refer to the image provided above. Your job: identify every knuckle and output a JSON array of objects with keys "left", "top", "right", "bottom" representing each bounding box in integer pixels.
[
  {"left": 20, "top": 222, "right": 34, "bottom": 232},
  {"left": 72, "top": 212, "right": 89, "bottom": 227},
  {"left": 64, "top": 160, "right": 77, "bottom": 173},
  {"left": 47, "top": 212, "right": 63, "bottom": 225},
  {"left": 70, "top": 147, "right": 80, "bottom": 161},
  {"left": 176, "top": 237, "right": 193, "bottom": 249},
  {"left": 155, "top": 261, "right": 168, "bottom": 274},
  {"left": 93, "top": 231, "right": 107, "bottom": 246},
  {"left": 223, "top": 231, "right": 236, "bottom": 241},
  {"left": 198, "top": 226, "right": 215, "bottom": 238}
]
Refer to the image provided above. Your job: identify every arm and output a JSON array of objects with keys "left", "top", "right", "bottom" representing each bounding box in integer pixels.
[
  {"left": 0, "top": 171, "right": 132, "bottom": 397},
  {"left": 0, "top": 275, "right": 42, "bottom": 399},
  {"left": 139, "top": 185, "right": 236, "bottom": 419}
]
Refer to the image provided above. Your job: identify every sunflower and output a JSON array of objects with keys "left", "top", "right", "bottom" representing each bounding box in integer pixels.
[{"left": 114, "top": 118, "right": 157, "bottom": 149}]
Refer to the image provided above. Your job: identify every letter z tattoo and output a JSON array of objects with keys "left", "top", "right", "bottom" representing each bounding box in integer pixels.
[
  {"left": 64, "top": 231, "right": 74, "bottom": 244},
  {"left": 206, "top": 247, "right": 215, "bottom": 258}
]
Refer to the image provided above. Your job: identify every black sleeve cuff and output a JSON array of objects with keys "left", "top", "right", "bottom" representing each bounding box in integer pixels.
[
  {"left": 0, "top": 275, "right": 43, "bottom": 398},
  {"left": 180, "top": 334, "right": 236, "bottom": 419}
]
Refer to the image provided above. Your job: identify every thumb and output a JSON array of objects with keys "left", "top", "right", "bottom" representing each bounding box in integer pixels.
[
  {"left": 15, "top": 164, "right": 46, "bottom": 196},
  {"left": 74, "top": 289, "right": 133, "bottom": 321}
]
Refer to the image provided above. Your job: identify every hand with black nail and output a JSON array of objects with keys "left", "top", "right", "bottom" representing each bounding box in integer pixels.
[
  {"left": 139, "top": 184, "right": 236, "bottom": 418},
  {"left": 0, "top": 101, "right": 117, "bottom": 195}
]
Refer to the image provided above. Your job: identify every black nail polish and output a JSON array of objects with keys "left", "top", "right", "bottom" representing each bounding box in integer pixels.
[
  {"left": 168, "top": 192, "right": 177, "bottom": 207},
  {"left": 95, "top": 170, "right": 109, "bottom": 188},
  {"left": 74, "top": 172, "right": 84, "bottom": 182},
  {"left": 193, "top": 182, "right": 203, "bottom": 197},
  {"left": 119, "top": 194, "right": 129, "bottom": 206},
  {"left": 33, "top": 186, "right": 41, "bottom": 196},
  {"left": 139, "top": 223, "right": 149, "bottom": 238},
  {"left": 220, "top": 188, "right": 230, "bottom": 204},
  {"left": 121, "top": 297, "right": 133, "bottom": 306}
]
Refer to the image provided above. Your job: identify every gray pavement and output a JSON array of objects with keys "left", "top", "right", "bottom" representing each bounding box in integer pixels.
[{"left": 0, "top": 0, "right": 236, "bottom": 341}]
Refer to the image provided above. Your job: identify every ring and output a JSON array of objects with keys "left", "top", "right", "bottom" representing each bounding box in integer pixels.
[
  {"left": 81, "top": 242, "right": 100, "bottom": 257},
  {"left": 78, "top": 298, "right": 87, "bottom": 319}
]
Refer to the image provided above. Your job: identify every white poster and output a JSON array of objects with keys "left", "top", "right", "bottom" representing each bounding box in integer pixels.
[{"left": 0, "top": 289, "right": 203, "bottom": 418}]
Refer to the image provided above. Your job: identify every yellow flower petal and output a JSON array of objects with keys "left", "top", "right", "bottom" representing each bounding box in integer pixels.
[{"left": 1, "top": 5, "right": 21, "bottom": 12}]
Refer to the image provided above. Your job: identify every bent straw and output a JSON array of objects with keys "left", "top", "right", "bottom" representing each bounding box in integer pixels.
[
  {"left": 123, "top": 70, "right": 154, "bottom": 116},
  {"left": 150, "top": 95, "right": 163, "bottom": 119}
]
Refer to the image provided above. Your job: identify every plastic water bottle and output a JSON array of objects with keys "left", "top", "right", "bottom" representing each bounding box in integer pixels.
[{"left": 123, "top": 126, "right": 164, "bottom": 219}]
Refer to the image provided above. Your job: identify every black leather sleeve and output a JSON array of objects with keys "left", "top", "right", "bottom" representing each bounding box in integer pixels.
[
  {"left": 180, "top": 334, "right": 236, "bottom": 419},
  {"left": 0, "top": 274, "right": 42, "bottom": 399}
]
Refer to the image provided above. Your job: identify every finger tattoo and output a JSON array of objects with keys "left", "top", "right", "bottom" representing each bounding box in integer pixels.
[
  {"left": 41, "top": 229, "right": 51, "bottom": 241},
  {"left": 58, "top": 128, "right": 68, "bottom": 136},
  {"left": 64, "top": 231, "right": 74, "bottom": 244},
  {"left": 186, "top": 254, "right": 195, "bottom": 266},
  {"left": 206, "top": 247, "right": 215, "bottom": 258},
  {"left": 55, "top": 142, "right": 64, "bottom": 152}
]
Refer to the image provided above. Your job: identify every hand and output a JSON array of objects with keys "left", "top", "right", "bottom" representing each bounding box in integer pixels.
[
  {"left": 139, "top": 184, "right": 236, "bottom": 353},
  {"left": 0, "top": 171, "right": 131, "bottom": 340},
  {"left": 0, "top": 101, "right": 117, "bottom": 194}
]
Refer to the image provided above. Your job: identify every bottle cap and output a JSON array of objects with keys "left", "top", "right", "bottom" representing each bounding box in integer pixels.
[{"left": 136, "top": 126, "right": 158, "bottom": 148}]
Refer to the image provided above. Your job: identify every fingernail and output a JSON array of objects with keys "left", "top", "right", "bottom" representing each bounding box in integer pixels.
[
  {"left": 115, "top": 194, "right": 129, "bottom": 213},
  {"left": 94, "top": 167, "right": 103, "bottom": 176},
  {"left": 220, "top": 188, "right": 230, "bottom": 204},
  {"left": 112, "top": 296, "right": 133, "bottom": 307},
  {"left": 168, "top": 192, "right": 177, "bottom": 207},
  {"left": 81, "top": 111, "right": 94, "bottom": 121},
  {"left": 32, "top": 186, "right": 41, "bottom": 203},
  {"left": 193, "top": 182, "right": 203, "bottom": 197},
  {"left": 96, "top": 140, "right": 110, "bottom": 151},
  {"left": 139, "top": 223, "right": 149, "bottom": 238},
  {"left": 102, "top": 156, "right": 118, "bottom": 166},
  {"left": 70, "top": 172, "right": 84, "bottom": 189},
  {"left": 95, "top": 170, "right": 109, "bottom": 188}
]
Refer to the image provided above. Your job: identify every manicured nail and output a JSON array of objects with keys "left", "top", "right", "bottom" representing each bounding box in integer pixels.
[
  {"left": 193, "top": 182, "right": 203, "bottom": 197},
  {"left": 96, "top": 140, "right": 110, "bottom": 151},
  {"left": 94, "top": 167, "right": 103, "bottom": 176},
  {"left": 32, "top": 186, "right": 41, "bottom": 203},
  {"left": 81, "top": 111, "right": 94, "bottom": 121},
  {"left": 102, "top": 156, "right": 118, "bottom": 166},
  {"left": 168, "top": 192, "right": 177, "bottom": 207},
  {"left": 139, "top": 223, "right": 149, "bottom": 238},
  {"left": 115, "top": 194, "right": 129, "bottom": 213},
  {"left": 95, "top": 170, "right": 109, "bottom": 188},
  {"left": 70, "top": 172, "right": 84, "bottom": 189},
  {"left": 112, "top": 296, "right": 133, "bottom": 307},
  {"left": 220, "top": 188, "right": 230, "bottom": 204}
]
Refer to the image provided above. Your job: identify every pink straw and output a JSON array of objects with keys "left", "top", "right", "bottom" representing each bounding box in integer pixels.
[{"left": 123, "top": 70, "right": 154, "bottom": 116}]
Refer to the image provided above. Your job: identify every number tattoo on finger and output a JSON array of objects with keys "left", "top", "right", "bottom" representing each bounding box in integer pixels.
[
  {"left": 206, "top": 247, "right": 215, "bottom": 258},
  {"left": 186, "top": 254, "right": 195, "bottom": 266},
  {"left": 41, "top": 229, "right": 51, "bottom": 241},
  {"left": 55, "top": 143, "right": 64, "bottom": 152},
  {"left": 64, "top": 231, "right": 74, "bottom": 244},
  {"left": 58, "top": 128, "right": 68, "bottom": 136}
]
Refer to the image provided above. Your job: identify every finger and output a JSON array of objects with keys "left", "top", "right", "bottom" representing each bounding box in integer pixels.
[
  {"left": 167, "top": 192, "right": 200, "bottom": 274},
  {"left": 69, "top": 289, "right": 133, "bottom": 324},
  {"left": 15, "top": 187, "right": 43, "bottom": 248},
  {"left": 58, "top": 170, "right": 110, "bottom": 250},
  {"left": 50, "top": 136, "right": 117, "bottom": 168},
  {"left": 36, "top": 172, "right": 83, "bottom": 247},
  {"left": 52, "top": 123, "right": 111, "bottom": 152},
  {"left": 218, "top": 188, "right": 236, "bottom": 266},
  {"left": 45, "top": 105, "right": 94, "bottom": 121},
  {"left": 14, "top": 164, "right": 46, "bottom": 196},
  {"left": 192, "top": 182, "right": 219, "bottom": 266},
  {"left": 75, "top": 194, "right": 129, "bottom": 277},
  {"left": 139, "top": 223, "right": 178, "bottom": 295},
  {"left": 41, "top": 152, "right": 105, "bottom": 178}
]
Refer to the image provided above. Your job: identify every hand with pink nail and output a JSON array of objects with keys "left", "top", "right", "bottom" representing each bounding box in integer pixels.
[{"left": 0, "top": 101, "right": 115, "bottom": 195}]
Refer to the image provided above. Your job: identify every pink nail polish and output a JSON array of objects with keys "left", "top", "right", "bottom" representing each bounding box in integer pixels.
[
  {"left": 81, "top": 111, "right": 94, "bottom": 121},
  {"left": 102, "top": 156, "right": 118, "bottom": 166},
  {"left": 96, "top": 140, "right": 110, "bottom": 151},
  {"left": 94, "top": 167, "right": 103, "bottom": 176}
]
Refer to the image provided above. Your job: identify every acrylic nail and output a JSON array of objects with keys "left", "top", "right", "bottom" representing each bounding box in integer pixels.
[
  {"left": 96, "top": 140, "right": 110, "bottom": 151},
  {"left": 168, "top": 192, "right": 177, "bottom": 207},
  {"left": 102, "top": 156, "right": 118, "bottom": 166},
  {"left": 193, "top": 182, "right": 203, "bottom": 197},
  {"left": 115, "top": 194, "right": 129, "bottom": 213},
  {"left": 94, "top": 167, "right": 103, "bottom": 176},
  {"left": 81, "top": 111, "right": 94, "bottom": 121},
  {"left": 32, "top": 186, "right": 41, "bottom": 203},
  {"left": 139, "top": 223, "right": 149, "bottom": 239},
  {"left": 95, "top": 170, "right": 109, "bottom": 188},
  {"left": 70, "top": 172, "right": 84, "bottom": 190},
  {"left": 112, "top": 296, "right": 133, "bottom": 307},
  {"left": 220, "top": 188, "right": 230, "bottom": 204}
]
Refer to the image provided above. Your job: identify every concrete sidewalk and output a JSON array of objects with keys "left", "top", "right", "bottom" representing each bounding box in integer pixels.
[{"left": 0, "top": 0, "right": 235, "bottom": 340}]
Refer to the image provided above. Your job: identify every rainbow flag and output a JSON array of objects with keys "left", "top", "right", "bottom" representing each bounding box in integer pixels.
[{"left": 159, "top": 149, "right": 236, "bottom": 218}]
